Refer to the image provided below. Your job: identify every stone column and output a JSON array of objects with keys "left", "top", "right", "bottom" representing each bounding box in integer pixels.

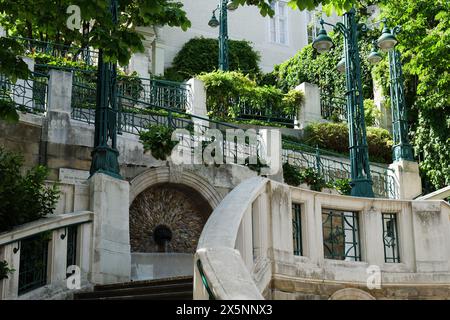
[
  {"left": 388, "top": 160, "right": 422, "bottom": 200},
  {"left": 13, "top": 57, "right": 34, "bottom": 108},
  {"left": 186, "top": 78, "right": 208, "bottom": 119},
  {"left": 152, "top": 41, "right": 165, "bottom": 76},
  {"left": 361, "top": 208, "right": 385, "bottom": 266},
  {"left": 0, "top": 243, "right": 20, "bottom": 299},
  {"left": 89, "top": 173, "right": 131, "bottom": 284},
  {"left": 295, "top": 82, "right": 323, "bottom": 129},
  {"left": 49, "top": 229, "right": 68, "bottom": 283},
  {"left": 44, "top": 69, "right": 73, "bottom": 145},
  {"left": 411, "top": 201, "right": 450, "bottom": 273},
  {"left": 373, "top": 79, "right": 392, "bottom": 134}
]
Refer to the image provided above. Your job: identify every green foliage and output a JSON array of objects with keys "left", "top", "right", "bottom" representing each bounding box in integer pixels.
[
  {"left": 302, "top": 122, "right": 393, "bottom": 164},
  {"left": 0, "top": 0, "right": 191, "bottom": 66},
  {"left": 230, "top": 1, "right": 359, "bottom": 17},
  {"left": 0, "top": 37, "right": 30, "bottom": 82},
  {"left": 139, "top": 125, "right": 177, "bottom": 160},
  {"left": 164, "top": 37, "right": 261, "bottom": 81},
  {"left": 299, "top": 167, "right": 327, "bottom": 191},
  {"left": 271, "top": 34, "right": 374, "bottom": 99},
  {"left": 331, "top": 178, "right": 352, "bottom": 195},
  {"left": 364, "top": 99, "right": 382, "bottom": 127},
  {"left": 198, "top": 70, "right": 303, "bottom": 124},
  {"left": 0, "top": 148, "right": 59, "bottom": 233},
  {"left": 0, "top": 260, "right": 15, "bottom": 280},
  {"left": 283, "top": 162, "right": 303, "bottom": 186},
  {"left": 379, "top": 0, "right": 450, "bottom": 191},
  {"left": 282, "top": 163, "right": 327, "bottom": 191}
]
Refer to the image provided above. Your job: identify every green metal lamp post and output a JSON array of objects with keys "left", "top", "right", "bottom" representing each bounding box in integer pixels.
[
  {"left": 371, "top": 23, "right": 414, "bottom": 162},
  {"left": 208, "top": 0, "right": 238, "bottom": 71},
  {"left": 90, "top": 0, "right": 122, "bottom": 179},
  {"left": 313, "top": 8, "right": 375, "bottom": 198}
]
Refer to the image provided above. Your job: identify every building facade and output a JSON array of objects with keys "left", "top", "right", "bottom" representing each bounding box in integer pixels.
[{"left": 129, "top": 0, "right": 310, "bottom": 77}]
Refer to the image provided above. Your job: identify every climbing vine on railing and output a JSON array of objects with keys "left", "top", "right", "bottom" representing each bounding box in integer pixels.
[{"left": 139, "top": 125, "right": 178, "bottom": 161}]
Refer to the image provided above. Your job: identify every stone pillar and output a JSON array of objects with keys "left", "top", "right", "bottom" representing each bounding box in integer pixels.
[
  {"left": 13, "top": 57, "right": 34, "bottom": 108},
  {"left": 389, "top": 160, "right": 422, "bottom": 200},
  {"left": 78, "top": 223, "right": 93, "bottom": 279},
  {"left": 373, "top": 79, "right": 392, "bottom": 133},
  {"left": 0, "top": 243, "right": 20, "bottom": 299},
  {"left": 89, "top": 173, "right": 131, "bottom": 284},
  {"left": 44, "top": 69, "right": 73, "bottom": 145},
  {"left": 49, "top": 229, "right": 68, "bottom": 283},
  {"left": 295, "top": 82, "right": 323, "bottom": 129},
  {"left": 361, "top": 208, "right": 385, "bottom": 266},
  {"left": 186, "top": 78, "right": 209, "bottom": 133},
  {"left": 411, "top": 201, "right": 450, "bottom": 273},
  {"left": 152, "top": 41, "right": 165, "bottom": 76}
]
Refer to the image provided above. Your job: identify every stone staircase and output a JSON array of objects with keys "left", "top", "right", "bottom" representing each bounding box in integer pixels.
[{"left": 74, "top": 276, "right": 193, "bottom": 300}]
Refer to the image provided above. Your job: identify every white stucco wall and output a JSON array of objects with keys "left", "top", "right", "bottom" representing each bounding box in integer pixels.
[{"left": 158, "top": 0, "right": 309, "bottom": 73}]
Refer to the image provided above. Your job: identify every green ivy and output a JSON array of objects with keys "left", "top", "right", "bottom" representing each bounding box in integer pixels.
[
  {"left": 164, "top": 37, "right": 261, "bottom": 81},
  {"left": 139, "top": 125, "right": 178, "bottom": 161},
  {"left": 283, "top": 162, "right": 303, "bottom": 187},
  {"left": 331, "top": 178, "right": 352, "bottom": 196},
  {"left": 378, "top": 0, "right": 450, "bottom": 191}
]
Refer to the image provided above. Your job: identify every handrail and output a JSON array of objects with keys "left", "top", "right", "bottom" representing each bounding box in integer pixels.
[
  {"left": 0, "top": 211, "right": 93, "bottom": 247},
  {"left": 195, "top": 176, "right": 267, "bottom": 299},
  {"left": 416, "top": 186, "right": 450, "bottom": 201},
  {"left": 196, "top": 259, "right": 216, "bottom": 300}
]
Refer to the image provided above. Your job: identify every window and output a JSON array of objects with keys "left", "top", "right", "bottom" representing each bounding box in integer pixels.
[
  {"left": 269, "top": 1, "right": 288, "bottom": 45},
  {"left": 382, "top": 213, "right": 400, "bottom": 263},
  {"left": 322, "top": 209, "right": 361, "bottom": 261},
  {"left": 18, "top": 234, "right": 49, "bottom": 295},
  {"left": 66, "top": 225, "right": 78, "bottom": 278},
  {"left": 292, "top": 203, "right": 303, "bottom": 256}
]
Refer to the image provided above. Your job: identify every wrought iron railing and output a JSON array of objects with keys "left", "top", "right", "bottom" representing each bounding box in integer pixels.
[
  {"left": 213, "top": 97, "right": 296, "bottom": 128},
  {"left": 282, "top": 139, "right": 399, "bottom": 199},
  {"left": 0, "top": 71, "right": 49, "bottom": 113},
  {"left": 10, "top": 36, "right": 99, "bottom": 67},
  {"left": 117, "top": 76, "right": 190, "bottom": 112},
  {"left": 320, "top": 95, "right": 347, "bottom": 121},
  {"left": 18, "top": 234, "right": 50, "bottom": 295}
]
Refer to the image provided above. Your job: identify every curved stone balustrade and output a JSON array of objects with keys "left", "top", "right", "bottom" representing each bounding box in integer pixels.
[
  {"left": 0, "top": 212, "right": 94, "bottom": 300},
  {"left": 194, "top": 178, "right": 450, "bottom": 300}
]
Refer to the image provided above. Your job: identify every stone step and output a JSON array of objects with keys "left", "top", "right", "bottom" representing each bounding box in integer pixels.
[
  {"left": 94, "top": 276, "right": 193, "bottom": 292},
  {"left": 76, "top": 290, "right": 193, "bottom": 300},
  {"left": 74, "top": 276, "right": 193, "bottom": 300},
  {"left": 75, "top": 282, "right": 192, "bottom": 299}
]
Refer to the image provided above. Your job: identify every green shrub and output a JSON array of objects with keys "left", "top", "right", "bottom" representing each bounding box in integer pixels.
[
  {"left": 165, "top": 37, "right": 261, "bottom": 81},
  {"left": 139, "top": 125, "right": 178, "bottom": 160},
  {"left": 283, "top": 162, "right": 302, "bottom": 186},
  {"left": 198, "top": 70, "right": 303, "bottom": 124},
  {"left": 303, "top": 122, "right": 393, "bottom": 164},
  {"left": 331, "top": 178, "right": 352, "bottom": 195},
  {"left": 282, "top": 164, "right": 327, "bottom": 191},
  {"left": 0, "top": 260, "right": 15, "bottom": 280},
  {"left": 0, "top": 148, "right": 59, "bottom": 233},
  {"left": 299, "top": 168, "right": 327, "bottom": 191},
  {"left": 364, "top": 99, "right": 382, "bottom": 127}
]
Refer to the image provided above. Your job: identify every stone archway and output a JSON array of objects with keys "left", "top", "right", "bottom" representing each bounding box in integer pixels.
[
  {"left": 329, "top": 288, "right": 376, "bottom": 300},
  {"left": 128, "top": 167, "right": 222, "bottom": 280},
  {"left": 129, "top": 183, "right": 212, "bottom": 253},
  {"left": 129, "top": 166, "right": 223, "bottom": 209}
]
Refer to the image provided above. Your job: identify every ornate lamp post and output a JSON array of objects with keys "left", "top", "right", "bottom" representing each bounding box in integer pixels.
[
  {"left": 90, "top": 0, "right": 122, "bottom": 179},
  {"left": 312, "top": 8, "right": 374, "bottom": 198},
  {"left": 370, "top": 22, "right": 414, "bottom": 162},
  {"left": 208, "top": 0, "right": 238, "bottom": 71}
]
